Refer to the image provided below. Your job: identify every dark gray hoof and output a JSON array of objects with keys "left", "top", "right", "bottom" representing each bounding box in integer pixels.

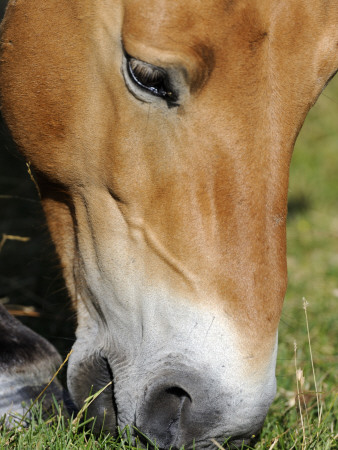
[{"left": 0, "top": 304, "right": 67, "bottom": 425}]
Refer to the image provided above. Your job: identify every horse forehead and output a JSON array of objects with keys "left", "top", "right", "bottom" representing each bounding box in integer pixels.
[{"left": 122, "top": 0, "right": 269, "bottom": 50}]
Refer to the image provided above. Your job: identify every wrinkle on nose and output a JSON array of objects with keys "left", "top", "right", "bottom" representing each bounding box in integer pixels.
[{"left": 127, "top": 217, "right": 199, "bottom": 291}]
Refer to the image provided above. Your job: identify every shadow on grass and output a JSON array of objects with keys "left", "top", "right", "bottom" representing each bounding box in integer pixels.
[{"left": 287, "top": 193, "right": 311, "bottom": 220}]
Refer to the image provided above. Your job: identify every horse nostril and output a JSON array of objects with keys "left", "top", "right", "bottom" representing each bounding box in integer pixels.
[
  {"left": 136, "top": 385, "right": 192, "bottom": 449},
  {"left": 165, "top": 386, "right": 191, "bottom": 401}
]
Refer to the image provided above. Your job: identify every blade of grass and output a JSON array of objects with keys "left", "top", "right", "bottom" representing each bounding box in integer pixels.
[
  {"left": 0, "top": 234, "right": 30, "bottom": 253},
  {"left": 294, "top": 341, "right": 306, "bottom": 449},
  {"left": 303, "top": 298, "right": 322, "bottom": 427},
  {"left": 71, "top": 380, "right": 113, "bottom": 430}
]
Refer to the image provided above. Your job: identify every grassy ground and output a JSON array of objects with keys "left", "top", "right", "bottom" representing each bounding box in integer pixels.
[{"left": 0, "top": 76, "right": 337, "bottom": 448}]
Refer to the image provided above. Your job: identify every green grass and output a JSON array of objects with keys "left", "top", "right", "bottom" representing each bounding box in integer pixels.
[{"left": 0, "top": 80, "right": 337, "bottom": 449}]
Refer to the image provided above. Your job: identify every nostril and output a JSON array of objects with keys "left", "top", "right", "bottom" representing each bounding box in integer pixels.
[
  {"left": 136, "top": 384, "right": 192, "bottom": 449},
  {"left": 165, "top": 386, "right": 191, "bottom": 402},
  {"left": 164, "top": 387, "right": 191, "bottom": 437}
]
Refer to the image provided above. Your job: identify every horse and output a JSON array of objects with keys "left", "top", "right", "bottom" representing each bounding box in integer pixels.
[{"left": 0, "top": 0, "right": 337, "bottom": 447}]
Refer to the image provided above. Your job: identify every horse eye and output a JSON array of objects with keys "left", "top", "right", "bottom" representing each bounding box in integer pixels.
[{"left": 126, "top": 54, "right": 178, "bottom": 104}]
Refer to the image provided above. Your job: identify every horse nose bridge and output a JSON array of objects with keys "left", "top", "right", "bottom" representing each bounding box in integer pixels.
[
  {"left": 137, "top": 164, "right": 288, "bottom": 294},
  {"left": 141, "top": 131, "right": 288, "bottom": 241}
]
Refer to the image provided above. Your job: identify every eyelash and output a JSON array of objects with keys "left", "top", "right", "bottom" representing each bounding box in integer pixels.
[{"left": 125, "top": 53, "right": 179, "bottom": 105}]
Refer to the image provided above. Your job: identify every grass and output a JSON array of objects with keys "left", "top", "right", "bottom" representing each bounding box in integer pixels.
[{"left": 0, "top": 80, "right": 337, "bottom": 449}]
